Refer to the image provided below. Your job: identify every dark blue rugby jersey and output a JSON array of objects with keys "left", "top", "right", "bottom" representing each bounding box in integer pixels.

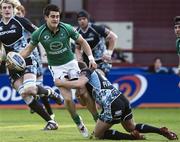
[
  {"left": 77, "top": 23, "right": 108, "bottom": 64},
  {"left": 0, "top": 16, "right": 35, "bottom": 53}
]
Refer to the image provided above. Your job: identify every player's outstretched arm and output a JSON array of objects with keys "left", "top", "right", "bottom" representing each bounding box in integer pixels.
[
  {"left": 55, "top": 76, "right": 88, "bottom": 89},
  {"left": 20, "top": 43, "right": 35, "bottom": 58}
]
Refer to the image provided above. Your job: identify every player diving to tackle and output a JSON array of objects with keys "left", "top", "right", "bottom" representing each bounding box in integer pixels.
[{"left": 55, "top": 61, "right": 178, "bottom": 140}]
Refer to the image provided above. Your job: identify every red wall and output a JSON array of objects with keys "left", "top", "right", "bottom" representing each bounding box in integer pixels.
[{"left": 85, "top": 0, "right": 180, "bottom": 64}]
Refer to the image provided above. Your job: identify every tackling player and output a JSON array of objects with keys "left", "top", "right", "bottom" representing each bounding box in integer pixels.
[{"left": 55, "top": 61, "right": 178, "bottom": 141}]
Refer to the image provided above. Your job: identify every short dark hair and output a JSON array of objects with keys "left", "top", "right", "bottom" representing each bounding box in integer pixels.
[
  {"left": 174, "top": 16, "right": 180, "bottom": 25},
  {"left": 77, "top": 10, "right": 89, "bottom": 19},
  {"left": 43, "top": 4, "right": 60, "bottom": 16}
]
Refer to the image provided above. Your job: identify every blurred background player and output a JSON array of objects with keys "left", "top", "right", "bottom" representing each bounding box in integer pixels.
[
  {"left": 75, "top": 10, "right": 118, "bottom": 77},
  {"left": 15, "top": 4, "right": 57, "bottom": 120},
  {"left": 0, "top": 0, "right": 61, "bottom": 130},
  {"left": 174, "top": 16, "right": 180, "bottom": 87},
  {"left": 147, "top": 57, "right": 169, "bottom": 74},
  {"left": 174, "top": 17, "right": 180, "bottom": 67}
]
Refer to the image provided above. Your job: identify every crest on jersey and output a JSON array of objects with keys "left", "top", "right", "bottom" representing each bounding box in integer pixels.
[
  {"left": 0, "top": 26, "right": 3, "bottom": 31},
  {"left": 44, "top": 35, "right": 50, "bottom": 40}
]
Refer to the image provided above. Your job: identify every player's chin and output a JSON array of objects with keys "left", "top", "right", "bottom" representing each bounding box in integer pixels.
[{"left": 51, "top": 23, "right": 58, "bottom": 28}]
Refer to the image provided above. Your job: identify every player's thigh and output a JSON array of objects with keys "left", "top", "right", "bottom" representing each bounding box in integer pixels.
[
  {"left": 23, "top": 73, "right": 37, "bottom": 95},
  {"left": 59, "top": 86, "right": 73, "bottom": 101},
  {"left": 13, "top": 77, "right": 23, "bottom": 91},
  {"left": 94, "top": 119, "right": 112, "bottom": 138}
]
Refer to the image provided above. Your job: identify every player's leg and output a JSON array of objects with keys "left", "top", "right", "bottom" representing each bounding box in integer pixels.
[
  {"left": 19, "top": 73, "right": 58, "bottom": 130},
  {"left": 59, "top": 86, "right": 88, "bottom": 137},
  {"left": 36, "top": 75, "right": 55, "bottom": 119},
  {"left": 51, "top": 60, "right": 88, "bottom": 137},
  {"left": 93, "top": 119, "right": 143, "bottom": 140},
  {"left": 93, "top": 95, "right": 144, "bottom": 140},
  {"left": 120, "top": 94, "right": 178, "bottom": 140}
]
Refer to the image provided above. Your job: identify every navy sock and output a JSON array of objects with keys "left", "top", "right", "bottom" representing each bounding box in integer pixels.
[
  {"left": 103, "top": 130, "right": 136, "bottom": 140},
  {"left": 29, "top": 99, "right": 51, "bottom": 122},
  {"left": 36, "top": 85, "right": 49, "bottom": 96},
  {"left": 135, "top": 123, "right": 160, "bottom": 134},
  {"left": 41, "top": 96, "right": 53, "bottom": 115}
]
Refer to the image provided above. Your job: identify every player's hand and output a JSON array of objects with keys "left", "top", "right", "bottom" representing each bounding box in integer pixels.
[
  {"left": 102, "top": 50, "right": 113, "bottom": 62},
  {"left": 89, "top": 60, "right": 97, "bottom": 70},
  {"left": 6, "top": 60, "right": 14, "bottom": 70},
  {"left": 102, "top": 54, "right": 111, "bottom": 62}
]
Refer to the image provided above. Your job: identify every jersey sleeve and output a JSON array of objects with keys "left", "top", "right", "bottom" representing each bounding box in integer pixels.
[
  {"left": 30, "top": 29, "right": 40, "bottom": 46},
  {"left": 65, "top": 23, "right": 80, "bottom": 41},
  {"left": 15, "top": 16, "right": 36, "bottom": 33}
]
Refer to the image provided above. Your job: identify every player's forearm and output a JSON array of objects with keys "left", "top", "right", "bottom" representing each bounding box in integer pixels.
[
  {"left": 55, "top": 78, "right": 87, "bottom": 89},
  {"left": 75, "top": 46, "right": 83, "bottom": 61},
  {"left": 20, "top": 44, "right": 34, "bottom": 58},
  {"left": 106, "top": 31, "right": 118, "bottom": 50},
  {"left": 81, "top": 39, "right": 93, "bottom": 57}
]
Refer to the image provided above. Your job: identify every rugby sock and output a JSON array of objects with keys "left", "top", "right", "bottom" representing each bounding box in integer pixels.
[
  {"left": 102, "top": 130, "right": 136, "bottom": 140},
  {"left": 135, "top": 123, "right": 160, "bottom": 134},
  {"left": 72, "top": 114, "right": 81, "bottom": 125},
  {"left": 36, "top": 85, "right": 49, "bottom": 96},
  {"left": 29, "top": 99, "right": 52, "bottom": 122},
  {"left": 41, "top": 96, "right": 53, "bottom": 115}
]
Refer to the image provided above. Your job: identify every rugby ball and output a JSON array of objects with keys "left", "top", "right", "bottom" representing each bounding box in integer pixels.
[{"left": 6, "top": 51, "right": 26, "bottom": 71}]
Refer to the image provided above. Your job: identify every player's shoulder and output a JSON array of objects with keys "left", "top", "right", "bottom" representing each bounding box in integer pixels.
[
  {"left": 32, "top": 24, "right": 46, "bottom": 35},
  {"left": 59, "top": 22, "right": 72, "bottom": 29},
  {"left": 81, "top": 68, "right": 94, "bottom": 79},
  {"left": 90, "top": 23, "right": 103, "bottom": 29},
  {"left": 14, "top": 16, "right": 31, "bottom": 24}
]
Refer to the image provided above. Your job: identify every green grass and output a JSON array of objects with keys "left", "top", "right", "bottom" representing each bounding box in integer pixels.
[{"left": 0, "top": 108, "right": 180, "bottom": 142}]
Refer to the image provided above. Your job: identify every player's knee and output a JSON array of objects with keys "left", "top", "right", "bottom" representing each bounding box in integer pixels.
[
  {"left": 125, "top": 126, "right": 135, "bottom": 132},
  {"left": 21, "top": 93, "right": 34, "bottom": 105},
  {"left": 123, "top": 122, "right": 136, "bottom": 132},
  {"left": 94, "top": 131, "right": 103, "bottom": 139},
  {"left": 64, "top": 97, "right": 73, "bottom": 105},
  {"left": 23, "top": 86, "right": 37, "bottom": 96}
]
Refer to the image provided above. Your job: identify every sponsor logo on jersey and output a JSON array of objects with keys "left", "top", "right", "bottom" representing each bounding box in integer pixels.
[
  {"left": 0, "top": 29, "right": 16, "bottom": 36},
  {"left": 85, "top": 37, "right": 94, "bottom": 41},
  {"left": 49, "top": 41, "right": 67, "bottom": 55},
  {"left": 88, "top": 33, "right": 94, "bottom": 37},
  {"left": 50, "top": 41, "right": 63, "bottom": 51}
]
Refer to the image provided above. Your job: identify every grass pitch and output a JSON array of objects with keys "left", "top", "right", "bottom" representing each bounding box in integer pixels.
[{"left": 0, "top": 108, "right": 179, "bottom": 142}]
